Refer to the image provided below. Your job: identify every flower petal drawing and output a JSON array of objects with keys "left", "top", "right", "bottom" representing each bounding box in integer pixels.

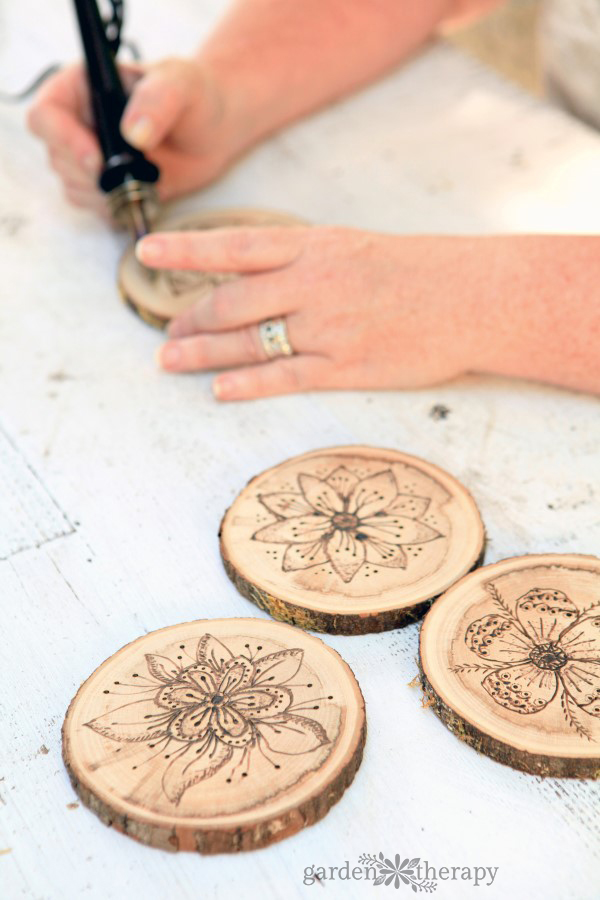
[
  {"left": 177, "top": 663, "right": 218, "bottom": 695},
  {"left": 326, "top": 529, "right": 366, "bottom": 582},
  {"left": 156, "top": 683, "right": 209, "bottom": 710},
  {"left": 324, "top": 466, "right": 359, "bottom": 498},
  {"left": 217, "top": 659, "right": 253, "bottom": 694},
  {"left": 482, "top": 662, "right": 559, "bottom": 714},
  {"left": 298, "top": 474, "right": 344, "bottom": 515},
  {"left": 258, "top": 492, "right": 315, "bottom": 519},
  {"left": 561, "top": 659, "right": 600, "bottom": 713},
  {"left": 364, "top": 539, "right": 408, "bottom": 569},
  {"left": 386, "top": 495, "right": 431, "bottom": 519},
  {"left": 253, "top": 648, "right": 303, "bottom": 685},
  {"left": 459, "top": 584, "right": 600, "bottom": 737},
  {"left": 85, "top": 634, "right": 333, "bottom": 803},
  {"left": 359, "top": 517, "right": 440, "bottom": 546},
  {"left": 232, "top": 685, "right": 293, "bottom": 718},
  {"left": 86, "top": 699, "right": 170, "bottom": 742},
  {"left": 171, "top": 705, "right": 213, "bottom": 740},
  {"left": 145, "top": 654, "right": 182, "bottom": 683},
  {"left": 215, "top": 704, "right": 249, "bottom": 737},
  {"left": 516, "top": 588, "right": 579, "bottom": 644},
  {"left": 258, "top": 714, "right": 330, "bottom": 754},
  {"left": 162, "top": 735, "right": 232, "bottom": 805},
  {"left": 197, "top": 634, "right": 233, "bottom": 669},
  {"left": 559, "top": 614, "right": 600, "bottom": 660},
  {"left": 252, "top": 465, "right": 444, "bottom": 583},
  {"left": 253, "top": 515, "right": 331, "bottom": 545},
  {"left": 465, "top": 614, "right": 532, "bottom": 664},
  {"left": 282, "top": 540, "right": 329, "bottom": 571},
  {"left": 347, "top": 470, "right": 398, "bottom": 518}
]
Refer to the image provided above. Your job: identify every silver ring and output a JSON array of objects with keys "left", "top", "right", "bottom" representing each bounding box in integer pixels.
[{"left": 259, "top": 318, "right": 294, "bottom": 358}]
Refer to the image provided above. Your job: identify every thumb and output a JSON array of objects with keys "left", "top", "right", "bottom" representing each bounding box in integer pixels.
[{"left": 120, "top": 61, "right": 193, "bottom": 151}]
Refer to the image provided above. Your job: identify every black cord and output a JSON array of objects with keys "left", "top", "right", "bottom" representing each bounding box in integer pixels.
[
  {"left": 0, "top": 0, "right": 140, "bottom": 104},
  {"left": 0, "top": 64, "right": 62, "bottom": 103}
]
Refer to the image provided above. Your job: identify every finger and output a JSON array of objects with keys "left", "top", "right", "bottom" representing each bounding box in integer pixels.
[
  {"left": 212, "top": 356, "right": 330, "bottom": 402},
  {"left": 48, "top": 148, "right": 98, "bottom": 189},
  {"left": 120, "top": 59, "right": 197, "bottom": 151},
  {"left": 29, "top": 103, "right": 102, "bottom": 174},
  {"left": 137, "top": 226, "right": 307, "bottom": 273},
  {"left": 167, "top": 272, "right": 296, "bottom": 336},
  {"left": 157, "top": 325, "right": 269, "bottom": 372}
]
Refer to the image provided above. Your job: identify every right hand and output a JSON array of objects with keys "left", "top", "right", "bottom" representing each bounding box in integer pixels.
[{"left": 27, "top": 58, "right": 245, "bottom": 216}]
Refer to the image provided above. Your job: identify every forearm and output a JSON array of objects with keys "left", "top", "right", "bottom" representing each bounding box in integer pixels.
[
  {"left": 198, "top": 0, "right": 498, "bottom": 147},
  {"left": 471, "top": 235, "right": 600, "bottom": 394}
]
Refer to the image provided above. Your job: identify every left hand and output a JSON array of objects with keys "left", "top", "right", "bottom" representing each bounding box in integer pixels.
[{"left": 136, "top": 226, "right": 483, "bottom": 401}]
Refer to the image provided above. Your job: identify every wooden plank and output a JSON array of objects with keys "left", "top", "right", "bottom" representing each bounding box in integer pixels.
[{"left": 0, "top": 425, "right": 73, "bottom": 560}]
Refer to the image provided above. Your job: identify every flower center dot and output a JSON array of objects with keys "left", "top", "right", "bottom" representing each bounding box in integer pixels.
[
  {"left": 529, "top": 642, "right": 568, "bottom": 671},
  {"left": 331, "top": 513, "right": 359, "bottom": 530},
  {"left": 211, "top": 694, "right": 225, "bottom": 706}
]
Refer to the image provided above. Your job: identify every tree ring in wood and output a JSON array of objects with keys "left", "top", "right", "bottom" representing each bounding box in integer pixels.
[
  {"left": 118, "top": 207, "right": 306, "bottom": 328},
  {"left": 62, "top": 617, "right": 366, "bottom": 853},
  {"left": 219, "top": 445, "right": 486, "bottom": 634},
  {"left": 419, "top": 554, "right": 600, "bottom": 778}
]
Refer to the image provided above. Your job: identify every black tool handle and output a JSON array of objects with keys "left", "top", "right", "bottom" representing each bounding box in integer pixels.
[{"left": 72, "top": 0, "right": 159, "bottom": 193}]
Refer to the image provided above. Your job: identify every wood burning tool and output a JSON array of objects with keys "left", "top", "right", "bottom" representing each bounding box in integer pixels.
[{"left": 72, "top": 0, "right": 159, "bottom": 240}]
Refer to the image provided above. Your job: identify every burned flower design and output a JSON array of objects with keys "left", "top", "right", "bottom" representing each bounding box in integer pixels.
[
  {"left": 86, "top": 634, "right": 330, "bottom": 804},
  {"left": 253, "top": 466, "right": 442, "bottom": 583},
  {"left": 454, "top": 584, "right": 600, "bottom": 739}
]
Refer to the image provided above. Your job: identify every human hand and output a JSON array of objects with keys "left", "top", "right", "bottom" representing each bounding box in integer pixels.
[
  {"left": 27, "top": 58, "right": 245, "bottom": 215},
  {"left": 136, "top": 226, "right": 484, "bottom": 401}
]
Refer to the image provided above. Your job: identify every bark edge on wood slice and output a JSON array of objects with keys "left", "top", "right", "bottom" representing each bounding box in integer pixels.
[
  {"left": 419, "top": 553, "right": 600, "bottom": 778},
  {"left": 118, "top": 207, "right": 306, "bottom": 328},
  {"left": 62, "top": 617, "right": 366, "bottom": 853},
  {"left": 219, "top": 445, "right": 486, "bottom": 635}
]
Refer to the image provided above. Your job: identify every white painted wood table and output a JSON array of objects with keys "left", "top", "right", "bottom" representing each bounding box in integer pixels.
[{"left": 1, "top": 2, "right": 599, "bottom": 898}]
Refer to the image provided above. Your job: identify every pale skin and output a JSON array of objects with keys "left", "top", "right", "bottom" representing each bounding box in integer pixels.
[{"left": 28, "top": 0, "right": 600, "bottom": 399}]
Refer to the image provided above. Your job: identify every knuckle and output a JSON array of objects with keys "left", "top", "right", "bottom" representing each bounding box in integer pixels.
[
  {"left": 187, "top": 335, "right": 211, "bottom": 366},
  {"left": 211, "top": 288, "right": 234, "bottom": 325},
  {"left": 242, "top": 327, "right": 264, "bottom": 363},
  {"left": 276, "top": 358, "right": 304, "bottom": 392}
]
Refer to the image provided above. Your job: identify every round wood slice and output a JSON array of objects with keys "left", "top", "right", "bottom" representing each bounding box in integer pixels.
[
  {"left": 219, "top": 446, "right": 486, "bottom": 635},
  {"left": 118, "top": 207, "right": 305, "bottom": 328},
  {"left": 420, "top": 553, "right": 600, "bottom": 778},
  {"left": 62, "top": 617, "right": 366, "bottom": 853}
]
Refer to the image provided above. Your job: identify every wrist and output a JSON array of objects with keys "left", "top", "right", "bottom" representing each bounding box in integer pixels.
[{"left": 194, "top": 48, "right": 278, "bottom": 156}]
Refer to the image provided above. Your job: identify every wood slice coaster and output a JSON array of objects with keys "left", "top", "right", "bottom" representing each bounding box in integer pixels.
[
  {"left": 62, "top": 617, "right": 366, "bottom": 853},
  {"left": 220, "top": 446, "right": 485, "bottom": 635},
  {"left": 118, "top": 207, "right": 305, "bottom": 328},
  {"left": 420, "top": 554, "right": 600, "bottom": 778}
]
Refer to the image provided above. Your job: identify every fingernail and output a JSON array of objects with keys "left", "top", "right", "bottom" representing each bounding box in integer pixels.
[
  {"left": 136, "top": 237, "right": 163, "bottom": 264},
  {"left": 213, "top": 375, "right": 234, "bottom": 400},
  {"left": 122, "top": 115, "right": 154, "bottom": 149},
  {"left": 157, "top": 342, "right": 182, "bottom": 370},
  {"left": 82, "top": 152, "right": 101, "bottom": 174}
]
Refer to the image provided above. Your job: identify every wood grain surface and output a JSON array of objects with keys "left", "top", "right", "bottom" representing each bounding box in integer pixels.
[
  {"left": 63, "top": 618, "right": 365, "bottom": 853},
  {"left": 420, "top": 554, "right": 600, "bottom": 777},
  {"left": 220, "top": 446, "right": 485, "bottom": 633}
]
